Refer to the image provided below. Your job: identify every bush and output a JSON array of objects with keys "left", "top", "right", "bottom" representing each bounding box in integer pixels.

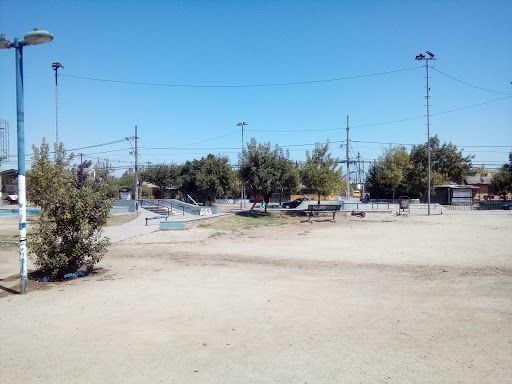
[{"left": 27, "top": 139, "right": 114, "bottom": 279}]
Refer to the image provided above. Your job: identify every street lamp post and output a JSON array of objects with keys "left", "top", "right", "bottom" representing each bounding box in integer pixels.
[
  {"left": 237, "top": 122, "right": 248, "bottom": 209},
  {"left": 415, "top": 51, "right": 436, "bottom": 216},
  {"left": 1, "top": 29, "right": 53, "bottom": 293}
]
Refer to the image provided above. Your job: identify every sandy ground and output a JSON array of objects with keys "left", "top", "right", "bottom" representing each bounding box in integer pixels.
[{"left": 1, "top": 211, "right": 511, "bottom": 383}]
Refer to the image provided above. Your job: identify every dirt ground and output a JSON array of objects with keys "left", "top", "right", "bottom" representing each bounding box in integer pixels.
[{"left": 1, "top": 211, "right": 511, "bottom": 383}]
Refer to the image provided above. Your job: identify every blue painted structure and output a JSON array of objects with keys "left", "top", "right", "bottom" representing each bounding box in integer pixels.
[{"left": 160, "top": 222, "right": 185, "bottom": 230}]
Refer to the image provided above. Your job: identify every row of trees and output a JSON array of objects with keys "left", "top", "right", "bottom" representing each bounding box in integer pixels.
[
  {"left": 136, "top": 139, "right": 346, "bottom": 211},
  {"left": 24, "top": 137, "right": 345, "bottom": 278},
  {"left": 366, "top": 136, "right": 474, "bottom": 201}
]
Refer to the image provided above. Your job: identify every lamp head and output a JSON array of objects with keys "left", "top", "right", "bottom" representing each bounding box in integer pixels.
[
  {"left": 24, "top": 29, "right": 53, "bottom": 45},
  {"left": 0, "top": 33, "right": 12, "bottom": 49},
  {"left": 52, "top": 62, "right": 64, "bottom": 70},
  {"left": 415, "top": 53, "right": 426, "bottom": 60}
]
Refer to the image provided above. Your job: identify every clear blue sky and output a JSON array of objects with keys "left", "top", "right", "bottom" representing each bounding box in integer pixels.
[{"left": 1, "top": 0, "right": 511, "bottom": 176}]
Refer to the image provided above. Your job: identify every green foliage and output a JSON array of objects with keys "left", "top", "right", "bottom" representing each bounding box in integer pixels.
[
  {"left": 139, "top": 163, "right": 181, "bottom": 198},
  {"left": 240, "top": 138, "right": 299, "bottom": 212},
  {"left": 27, "top": 139, "right": 114, "bottom": 279},
  {"left": 195, "top": 154, "right": 236, "bottom": 205},
  {"left": 180, "top": 155, "right": 235, "bottom": 205},
  {"left": 300, "top": 141, "right": 343, "bottom": 203},
  {"left": 408, "top": 136, "right": 473, "bottom": 200},
  {"left": 366, "top": 146, "right": 411, "bottom": 201},
  {"left": 367, "top": 136, "right": 473, "bottom": 201},
  {"left": 491, "top": 162, "right": 512, "bottom": 198}
]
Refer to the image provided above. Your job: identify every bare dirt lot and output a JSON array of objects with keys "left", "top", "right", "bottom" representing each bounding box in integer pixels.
[{"left": 1, "top": 211, "right": 511, "bottom": 383}]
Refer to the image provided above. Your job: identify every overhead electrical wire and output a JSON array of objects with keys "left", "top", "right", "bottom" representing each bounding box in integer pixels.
[
  {"left": 247, "top": 96, "right": 512, "bottom": 134},
  {"left": 431, "top": 68, "right": 512, "bottom": 96},
  {"left": 60, "top": 66, "right": 422, "bottom": 89}
]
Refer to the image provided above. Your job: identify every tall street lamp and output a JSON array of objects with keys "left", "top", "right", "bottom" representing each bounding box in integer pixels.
[
  {"left": 237, "top": 122, "right": 248, "bottom": 209},
  {"left": 1, "top": 28, "right": 54, "bottom": 293},
  {"left": 415, "top": 51, "right": 436, "bottom": 216},
  {"left": 52, "top": 62, "right": 64, "bottom": 149}
]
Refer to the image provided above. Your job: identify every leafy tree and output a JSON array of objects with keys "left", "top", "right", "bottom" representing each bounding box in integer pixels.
[
  {"left": 139, "top": 163, "right": 181, "bottom": 198},
  {"left": 407, "top": 135, "right": 473, "bottom": 201},
  {"left": 275, "top": 152, "right": 300, "bottom": 204},
  {"left": 240, "top": 138, "right": 298, "bottom": 212},
  {"left": 180, "top": 158, "right": 204, "bottom": 202},
  {"left": 117, "top": 168, "right": 135, "bottom": 196},
  {"left": 73, "top": 160, "right": 93, "bottom": 189},
  {"left": 367, "top": 146, "right": 411, "bottom": 202},
  {"left": 27, "top": 139, "right": 114, "bottom": 279},
  {"left": 300, "top": 141, "right": 343, "bottom": 204},
  {"left": 195, "top": 154, "right": 236, "bottom": 205},
  {"left": 491, "top": 159, "right": 512, "bottom": 199},
  {"left": 93, "top": 158, "right": 119, "bottom": 199}
]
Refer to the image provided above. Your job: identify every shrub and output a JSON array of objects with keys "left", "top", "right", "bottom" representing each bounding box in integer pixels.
[{"left": 27, "top": 139, "right": 114, "bottom": 278}]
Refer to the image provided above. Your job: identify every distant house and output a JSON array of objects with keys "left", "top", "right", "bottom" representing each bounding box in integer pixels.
[
  {"left": 465, "top": 174, "right": 494, "bottom": 201},
  {"left": 3, "top": 194, "right": 18, "bottom": 205}
]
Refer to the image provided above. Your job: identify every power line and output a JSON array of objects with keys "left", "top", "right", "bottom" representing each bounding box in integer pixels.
[
  {"left": 431, "top": 68, "right": 512, "bottom": 96},
  {"left": 247, "top": 95, "right": 512, "bottom": 134},
  {"left": 60, "top": 66, "right": 422, "bottom": 89},
  {"left": 431, "top": 95, "right": 512, "bottom": 116}
]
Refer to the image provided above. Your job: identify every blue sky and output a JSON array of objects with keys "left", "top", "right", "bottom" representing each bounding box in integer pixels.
[{"left": 1, "top": 0, "right": 511, "bottom": 176}]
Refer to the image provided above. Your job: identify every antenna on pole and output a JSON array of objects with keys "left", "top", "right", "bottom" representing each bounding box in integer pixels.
[{"left": 52, "top": 62, "right": 64, "bottom": 153}]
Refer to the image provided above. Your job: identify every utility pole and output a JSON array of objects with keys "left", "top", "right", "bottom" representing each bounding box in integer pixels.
[
  {"left": 237, "top": 122, "right": 248, "bottom": 209},
  {"left": 357, "top": 152, "right": 361, "bottom": 187},
  {"left": 134, "top": 125, "right": 139, "bottom": 200},
  {"left": 362, "top": 160, "right": 365, "bottom": 194},
  {"left": 78, "top": 152, "right": 83, "bottom": 164},
  {"left": 346, "top": 116, "right": 350, "bottom": 199}
]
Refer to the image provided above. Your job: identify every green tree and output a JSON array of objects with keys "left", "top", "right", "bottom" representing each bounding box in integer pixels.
[
  {"left": 276, "top": 151, "right": 300, "bottom": 204},
  {"left": 407, "top": 136, "right": 473, "bottom": 201},
  {"left": 301, "top": 141, "right": 343, "bottom": 204},
  {"left": 368, "top": 146, "right": 411, "bottom": 202},
  {"left": 491, "top": 160, "right": 512, "bottom": 199},
  {"left": 139, "top": 163, "right": 181, "bottom": 198},
  {"left": 240, "top": 138, "right": 298, "bottom": 212},
  {"left": 195, "top": 154, "right": 236, "bottom": 205},
  {"left": 27, "top": 139, "right": 114, "bottom": 279}
]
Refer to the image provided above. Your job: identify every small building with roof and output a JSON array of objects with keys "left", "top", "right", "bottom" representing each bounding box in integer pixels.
[{"left": 435, "top": 185, "right": 479, "bottom": 205}]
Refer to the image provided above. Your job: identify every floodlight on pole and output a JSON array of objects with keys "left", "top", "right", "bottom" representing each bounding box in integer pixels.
[
  {"left": 415, "top": 51, "right": 436, "bottom": 216},
  {"left": 0, "top": 28, "right": 53, "bottom": 293}
]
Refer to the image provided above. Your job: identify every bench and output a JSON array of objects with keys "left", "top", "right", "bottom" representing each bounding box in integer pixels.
[{"left": 304, "top": 204, "right": 342, "bottom": 222}]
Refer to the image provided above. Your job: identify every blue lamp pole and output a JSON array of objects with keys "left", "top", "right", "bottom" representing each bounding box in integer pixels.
[{"left": 1, "top": 29, "right": 53, "bottom": 293}]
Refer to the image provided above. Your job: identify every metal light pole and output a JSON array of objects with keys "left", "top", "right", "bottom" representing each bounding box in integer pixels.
[
  {"left": 52, "top": 62, "right": 64, "bottom": 149},
  {"left": 237, "top": 122, "right": 248, "bottom": 209},
  {"left": 415, "top": 51, "right": 436, "bottom": 216},
  {"left": 1, "top": 29, "right": 54, "bottom": 293}
]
